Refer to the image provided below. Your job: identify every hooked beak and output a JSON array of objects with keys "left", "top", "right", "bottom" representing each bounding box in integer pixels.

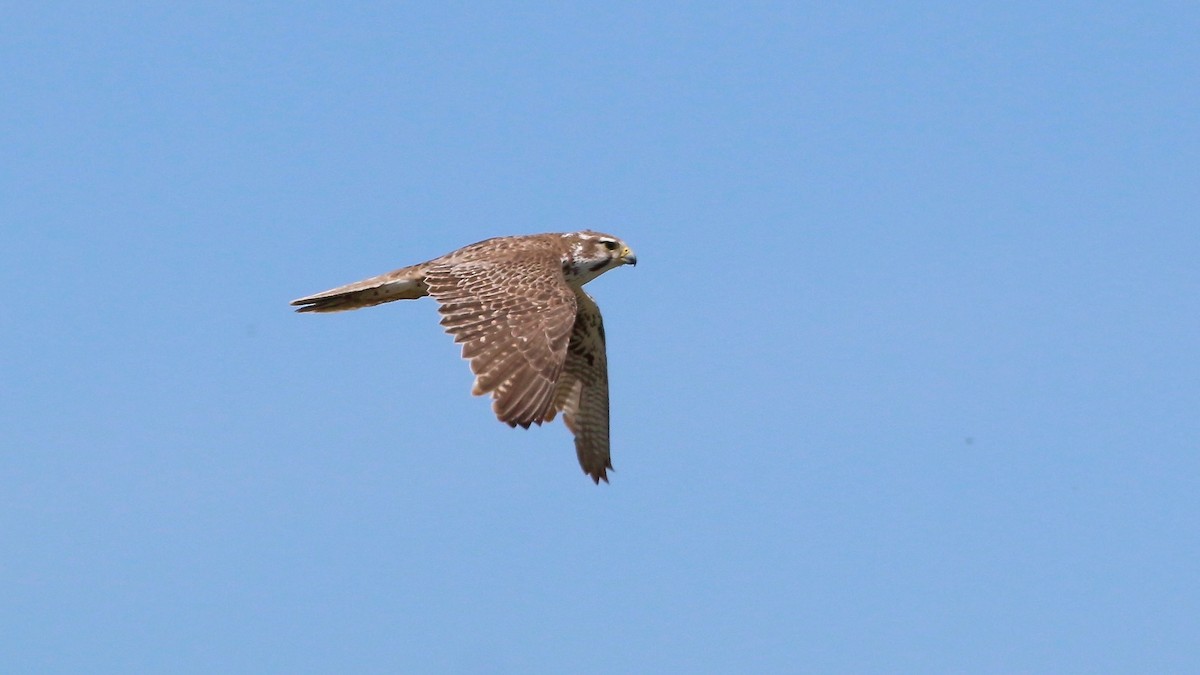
[{"left": 620, "top": 246, "right": 637, "bottom": 267}]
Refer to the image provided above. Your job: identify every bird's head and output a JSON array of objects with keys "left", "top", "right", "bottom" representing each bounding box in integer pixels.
[{"left": 561, "top": 230, "right": 637, "bottom": 284}]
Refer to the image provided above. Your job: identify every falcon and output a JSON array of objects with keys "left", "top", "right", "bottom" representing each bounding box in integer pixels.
[{"left": 291, "top": 231, "right": 637, "bottom": 483}]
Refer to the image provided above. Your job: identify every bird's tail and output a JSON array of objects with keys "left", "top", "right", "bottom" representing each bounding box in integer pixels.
[{"left": 291, "top": 266, "right": 429, "bottom": 313}]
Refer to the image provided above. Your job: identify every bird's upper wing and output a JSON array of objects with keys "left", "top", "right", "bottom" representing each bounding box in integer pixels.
[
  {"left": 550, "top": 290, "right": 612, "bottom": 483},
  {"left": 423, "top": 253, "right": 577, "bottom": 429}
]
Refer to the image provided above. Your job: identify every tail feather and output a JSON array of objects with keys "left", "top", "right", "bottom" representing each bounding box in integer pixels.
[{"left": 291, "top": 267, "right": 429, "bottom": 313}]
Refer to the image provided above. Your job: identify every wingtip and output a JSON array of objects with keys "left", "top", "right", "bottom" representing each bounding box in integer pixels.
[{"left": 586, "top": 464, "right": 613, "bottom": 485}]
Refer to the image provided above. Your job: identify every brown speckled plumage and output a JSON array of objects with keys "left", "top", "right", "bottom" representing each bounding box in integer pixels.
[{"left": 291, "top": 231, "right": 636, "bottom": 483}]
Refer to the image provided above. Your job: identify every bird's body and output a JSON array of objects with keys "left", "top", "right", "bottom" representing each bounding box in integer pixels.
[{"left": 291, "top": 231, "right": 637, "bottom": 483}]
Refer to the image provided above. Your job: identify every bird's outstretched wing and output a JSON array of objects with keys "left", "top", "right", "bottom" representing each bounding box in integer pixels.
[
  {"left": 551, "top": 290, "right": 612, "bottom": 483},
  {"left": 423, "top": 253, "right": 578, "bottom": 429}
]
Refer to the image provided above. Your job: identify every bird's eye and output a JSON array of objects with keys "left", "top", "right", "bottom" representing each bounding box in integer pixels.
[{"left": 602, "top": 240, "right": 619, "bottom": 251}]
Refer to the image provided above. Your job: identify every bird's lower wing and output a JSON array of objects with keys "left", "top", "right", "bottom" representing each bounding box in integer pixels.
[{"left": 553, "top": 290, "right": 612, "bottom": 484}]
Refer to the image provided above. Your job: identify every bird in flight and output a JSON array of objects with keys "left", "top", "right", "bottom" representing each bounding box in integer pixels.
[{"left": 291, "top": 231, "right": 637, "bottom": 483}]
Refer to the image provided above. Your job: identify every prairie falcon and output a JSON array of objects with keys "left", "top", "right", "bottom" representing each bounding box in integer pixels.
[{"left": 291, "top": 231, "right": 637, "bottom": 483}]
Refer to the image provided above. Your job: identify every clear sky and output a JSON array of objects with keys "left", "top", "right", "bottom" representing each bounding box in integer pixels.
[{"left": 3, "top": 2, "right": 1198, "bottom": 672}]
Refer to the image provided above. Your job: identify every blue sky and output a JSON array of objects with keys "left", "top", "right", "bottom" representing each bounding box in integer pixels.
[{"left": 3, "top": 2, "right": 1198, "bottom": 672}]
